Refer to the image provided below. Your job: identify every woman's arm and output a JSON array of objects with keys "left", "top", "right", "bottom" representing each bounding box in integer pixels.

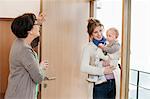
[
  {"left": 80, "top": 46, "right": 105, "bottom": 76},
  {"left": 96, "top": 48, "right": 109, "bottom": 60},
  {"left": 21, "top": 48, "right": 45, "bottom": 84}
]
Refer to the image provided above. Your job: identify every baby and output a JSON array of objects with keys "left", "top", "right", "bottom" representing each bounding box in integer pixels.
[{"left": 99, "top": 27, "right": 121, "bottom": 70}]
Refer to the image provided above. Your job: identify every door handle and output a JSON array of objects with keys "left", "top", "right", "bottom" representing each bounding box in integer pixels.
[
  {"left": 44, "top": 77, "right": 56, "bottom": 81},
  {"left": 43, "top": 77, "right": 56, "bottom": 88}
]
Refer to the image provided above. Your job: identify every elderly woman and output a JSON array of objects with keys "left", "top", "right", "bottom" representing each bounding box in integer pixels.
[{"left": 5, "top": 13, "right": 48, "bottom": 99}]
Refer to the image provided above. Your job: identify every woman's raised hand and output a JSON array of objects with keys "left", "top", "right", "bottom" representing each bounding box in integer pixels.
[
  {"left": 40, "top": 60, "right": 48, "bottom": 70},
  {"left": 37, "top": 12, "right": 46, "bottom": 25}
]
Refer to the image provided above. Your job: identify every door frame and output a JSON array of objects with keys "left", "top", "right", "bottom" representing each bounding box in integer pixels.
[{"left": 91, "top": 0, "right": 131, "bottom": 99}]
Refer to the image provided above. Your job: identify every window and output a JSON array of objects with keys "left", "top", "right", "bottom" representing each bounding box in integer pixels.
[
  {"left": 129, "top": 0, "right": 150, "bottom": 98},
  {"left": 95, "top": 0, "right": 122, "bottom": 43}
]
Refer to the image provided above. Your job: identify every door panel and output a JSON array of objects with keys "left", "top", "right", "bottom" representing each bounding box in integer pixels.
[
  {"left": 41, "top": 1, "right": 89, "bottom": 99},
  {"left": 0, "top": 19, "right": 14, "bottom": 99}
]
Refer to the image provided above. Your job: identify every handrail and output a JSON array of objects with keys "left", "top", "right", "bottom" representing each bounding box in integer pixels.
[
  {"left": 130, "top": 69, "right": 150, "bottom": 99},
  {"left": 129, "top": 83, "right": 150, "bottom": 91},
  {"left": 130, "top": 68, "right": 150, "bottom": 75}
]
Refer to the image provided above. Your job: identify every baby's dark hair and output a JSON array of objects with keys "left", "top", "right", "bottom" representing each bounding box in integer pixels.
[{"left": 87, "top": 18, "right": 104, "bottom": 36}]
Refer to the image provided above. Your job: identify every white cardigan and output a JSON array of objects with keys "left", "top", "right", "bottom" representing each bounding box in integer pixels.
[
  {"left": 80, "top": 41, "right": 120, "bottom": 99},
  {"left": 80, "top": 42, "right": 106, "bottom": 76}
]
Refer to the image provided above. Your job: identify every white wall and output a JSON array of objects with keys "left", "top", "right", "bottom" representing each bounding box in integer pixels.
[
  {"left": 0, "top": 0, "right": 40, "bottom": 18},
  {"left": 130, "top": 0, "right": 150, "bottom": 72}
]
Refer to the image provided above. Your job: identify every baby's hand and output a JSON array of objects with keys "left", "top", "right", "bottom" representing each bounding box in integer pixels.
[
  {"left": 103, "top": 66, "right": 113, "bottom": 74},
  {"left": 98, "top": 43, "right": 104, "bottom": 49},
  {"left": 102, "top": 60, "right": 110, "bottom": 66}
]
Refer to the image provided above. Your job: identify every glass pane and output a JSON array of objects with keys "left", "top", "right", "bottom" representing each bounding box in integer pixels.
[
  {"left": 139, "top": 72, "right": 150, "bottom": 89},
  {"left": 128, "top": 84, "right": 137, "bottom": 99},
  {"left": 129, "top": 70, "right": 137, "bottom": 85},
  {"left": 95, "top": 0, "right": 122, "bottom": 43},
  {"left": 130, "top": 0, "right": 150, "bottom": 98},
  {"left": 139, "top": 88, "right": 150, "bottom": 99}
]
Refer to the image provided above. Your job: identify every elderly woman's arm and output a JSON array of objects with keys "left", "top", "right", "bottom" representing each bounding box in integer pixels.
[{"left": 21, "top": 48, "right": 45, "bottom": 84}]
